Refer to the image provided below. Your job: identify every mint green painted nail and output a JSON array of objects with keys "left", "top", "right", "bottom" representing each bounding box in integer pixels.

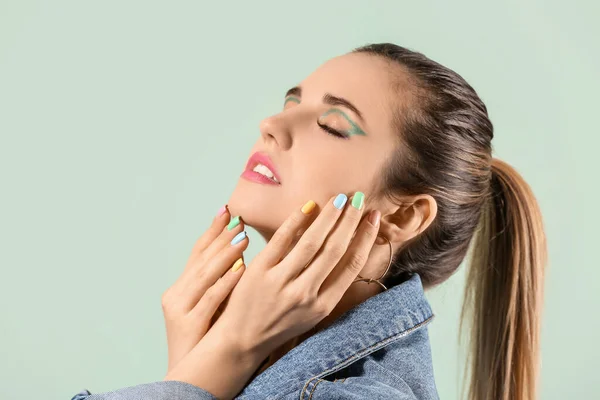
[
  {"left": 352, "top": 192, "right": 364, "bottom": 209},
  {"left": 227, "top": 216, "right": 240, "bottom": 231}
]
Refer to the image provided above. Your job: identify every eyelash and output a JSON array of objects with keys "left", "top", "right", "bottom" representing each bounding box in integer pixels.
[
  {"left": 317, "top": 121, "right": 348, "bottom": 139},
  {"left": 284, "top": 98, "right": 349, "bottom": 139}
]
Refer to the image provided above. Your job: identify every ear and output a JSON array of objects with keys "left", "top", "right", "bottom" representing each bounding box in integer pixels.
[{"left": 379, "top": 194, "right": 438, "bottom": 246}]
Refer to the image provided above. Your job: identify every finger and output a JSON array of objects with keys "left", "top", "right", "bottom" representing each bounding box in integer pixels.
[
  {"left": 184, "top": 213, "right": 245, "bottom": 274},
  {"left": 180, "top": 230, "right": 249, "bottom": 310},
  {"left": 277, "top": 193, "right": 349, "bottom": 282},
  {"left": 186, "top": 205, "right": 230, "bottom": 261},
  {"left": 296, "top": 192, "right": 366, "bottom": 289},
  {"left": 190, "top": 257, "right": 246, "bottom": 320},
  {"left": 318, "top": 209, "right": 381, "bottom": 310},
  {"left": 251, "top": 198, "right": 319, "bottom": 269},
  {"left": 197, "top": 215, "right": 245, "bottom": 264}
]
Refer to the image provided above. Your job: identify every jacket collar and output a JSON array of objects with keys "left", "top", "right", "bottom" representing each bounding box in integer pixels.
[{"left": 239, "top": 272, "right": 435, "bottom": 398}]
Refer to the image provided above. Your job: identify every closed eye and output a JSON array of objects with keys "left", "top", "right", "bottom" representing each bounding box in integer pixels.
[
  {"left": 284, "top": 96, "right": 350, "bottom": 140},
  {"left": 317, "top": 121, "right": 349, "bottom": 140}
]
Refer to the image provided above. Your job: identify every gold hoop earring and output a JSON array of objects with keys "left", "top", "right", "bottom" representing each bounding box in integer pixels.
[{"left": 351, "top": 233, "right": 393, "bottom": 291}]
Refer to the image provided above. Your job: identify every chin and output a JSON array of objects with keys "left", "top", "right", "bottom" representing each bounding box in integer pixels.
[{"left": 227, "top": 179, "right": 285, "bottom": 240}]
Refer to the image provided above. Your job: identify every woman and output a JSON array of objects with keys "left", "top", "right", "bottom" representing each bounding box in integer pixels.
[{"left": 71, "top": 42, "right": 546, "bottom": 400}]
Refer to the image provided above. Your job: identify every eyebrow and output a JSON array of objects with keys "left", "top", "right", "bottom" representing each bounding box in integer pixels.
[{"left": 285, "top": 86, "right": 365, "bottom": 123}]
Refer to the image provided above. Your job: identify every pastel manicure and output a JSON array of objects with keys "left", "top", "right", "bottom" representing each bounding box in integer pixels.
[
  {"left": 227, "top": 216, "right": 240, "bottom": 231},
  {"left": 217, "top": 205, "right": 227, "bottom": 216},
  {"left": 231, "top": 231, "right": 247, "bottom": 245},
  {"left": 352, "top": 192, "right": 365, "bottom": 209},
  {"left": 231, "top": 258, "right": 245, "bottom": 272},
  {"left": 333, "top": 193, "right": 348, "bottom": 209},
  {"left": 301, "top": 200, "right": 316, "bottom": 214}
]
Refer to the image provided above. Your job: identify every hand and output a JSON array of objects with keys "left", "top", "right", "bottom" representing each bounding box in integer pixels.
[
  {"left": 161, "top": 205, "right": 249, "bottom": 374},
  {"left": 163, "top": 192, "right": 381, "bottom": 399},
  {"left": 213, "top": 192, "right": 381, "bottom": 361}
]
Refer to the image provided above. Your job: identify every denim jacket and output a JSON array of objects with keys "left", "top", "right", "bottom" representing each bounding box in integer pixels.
[{"left": 71, "top": 272, "right": 439, "bottom": 399}]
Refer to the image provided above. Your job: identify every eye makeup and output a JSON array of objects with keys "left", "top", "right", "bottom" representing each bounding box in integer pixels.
[
  {"left": 318, "top": 108, "right": 367, "bottom": 137},
  {"left": 282, "top": 96, "right": 368, "bottom": 138},
  {"left": 284, "top": 96, "right": 300, "bottom": 105}
]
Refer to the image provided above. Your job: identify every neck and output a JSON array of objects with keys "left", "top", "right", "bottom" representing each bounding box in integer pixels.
[{"left": 247, "top": 226, "right": 391, "bottom": 375}]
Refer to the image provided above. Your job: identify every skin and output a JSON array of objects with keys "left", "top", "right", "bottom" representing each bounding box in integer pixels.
[{"left": 162, "top": 52, "right": 438, "bottom": 399}]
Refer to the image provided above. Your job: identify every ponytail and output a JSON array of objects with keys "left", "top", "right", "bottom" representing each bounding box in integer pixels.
[{"left": 460, "top": 158, "right": 547, "bottom": 400}]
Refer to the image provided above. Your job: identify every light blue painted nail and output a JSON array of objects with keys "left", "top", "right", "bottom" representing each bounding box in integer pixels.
[
  {"left": 231, "top": 231, "right": 247, "bottom": 245},
  {"left": 333, "top": 193, "right": 348, "bottom": 209}
]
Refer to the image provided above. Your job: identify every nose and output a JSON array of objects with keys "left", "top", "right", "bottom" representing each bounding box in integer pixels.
[{"left": 259, "top": 112, "right": 293, "bottom": 150}]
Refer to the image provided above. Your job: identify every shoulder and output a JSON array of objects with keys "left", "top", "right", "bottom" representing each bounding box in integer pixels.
[
  {"left": 238, "top": 273, "right": 439, "bottom": 399},
  {"left": 281, "top": 325, "right": 439, "bottom": 400},
  {"left": 293, "top": 376, "right": 419, "bottom": 399}
]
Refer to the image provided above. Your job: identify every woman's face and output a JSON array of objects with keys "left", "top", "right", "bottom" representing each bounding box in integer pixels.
[{"left": 227, "top": 52, "right": 399, "bottom": 239}]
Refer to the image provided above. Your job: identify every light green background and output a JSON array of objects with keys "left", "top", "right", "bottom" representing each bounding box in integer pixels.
[{"left": 1, "top": 1, "right": 597, "bottom": 399}]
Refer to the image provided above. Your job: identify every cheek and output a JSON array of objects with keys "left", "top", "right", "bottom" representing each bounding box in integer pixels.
[
  {"left": 291, "top": 156, "right": 357, "bottom": 202},
  {"left": 295, "top": 151, "right": 382, "bottom": 203}
]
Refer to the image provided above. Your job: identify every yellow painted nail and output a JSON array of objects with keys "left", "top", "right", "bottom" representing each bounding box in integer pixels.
[
  {"left": 301, "top": 200, "right": 316, "bottom": 214},
  {"left": 231, "top": 258, "right": 245, "bottom": 272}
]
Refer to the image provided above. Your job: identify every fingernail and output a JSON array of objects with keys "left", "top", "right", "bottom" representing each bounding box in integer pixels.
[
  {"left": 217, "top": 205, "right": 227, "bottom": 217},
  {"left": 231, "top": 257, "right": 245, "bottom": 272},
  {"left": 231, "top": 231, "right": 247, "bottom": 245},
  {"left": 351, "top": 192, "right": 365, "bottom": 210},
  {"left": 227, "top": 216, "right": 241, "bottom": 231},
  {"left": 368, "top": 210, "right": 381, "bottom": 227},
  {"left": 333, "top": 194, "right": 348, "bottom": 209},
  {"left": 301, "top": 200, "right": 316, "bottom": 214}
]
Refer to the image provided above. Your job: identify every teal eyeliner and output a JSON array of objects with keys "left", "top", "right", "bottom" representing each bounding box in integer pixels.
[
  {"left": 320, "top": 109, "right": 367, "bottom": 136},
  {"left": 283, "top": 96, "right": 368, "bottom": 137}
]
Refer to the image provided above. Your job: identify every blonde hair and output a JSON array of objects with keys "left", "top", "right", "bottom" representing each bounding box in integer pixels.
[{"left": 461, "top": 158, "right": 546, "bottom": 400}]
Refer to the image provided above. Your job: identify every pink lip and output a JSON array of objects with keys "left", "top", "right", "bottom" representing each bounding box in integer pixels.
[{"left": 240, "top": 151, "right": 282, "bottom": 186}]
